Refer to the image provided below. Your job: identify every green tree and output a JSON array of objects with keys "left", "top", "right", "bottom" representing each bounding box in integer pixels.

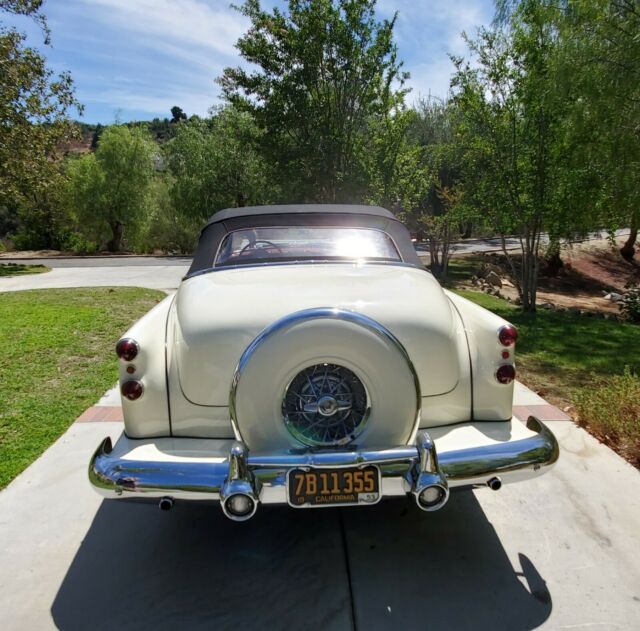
[
  {"left": 219, "top": 0, "right": 408, "bottom": 203},
  {"left": 0, "top": 0, "right": 81, "bottom": 244},
  {"left": 170, "top": 105, "right": 187, "bottom": 124},
  {"left": 557, "top": 0, "right": 640, "bottom": 260},
  {"left": 65, "top": 126, "right": 157, "bottom": 252},
  {"left": 452, "top": 1, "right": 569, "bottom": 310},
  {"left": 167, "top": 106, "right": 272, "bottom": 222},
  {"left": 402, "top": 99, "right": 472, "bottom": 281}
]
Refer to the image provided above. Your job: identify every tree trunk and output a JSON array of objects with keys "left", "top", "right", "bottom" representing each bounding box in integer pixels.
[
  {"left": 107, "top": 221, "right": 124, "bottom": 252},
  {"left": 544, "top": 239, "right": 563, "bottom": 276},
  {"left": 620, "top": 214, "right": 638, "bottom": 261},
  {"left": 518, "top": 234, "right": 539, "bottom": 313}
]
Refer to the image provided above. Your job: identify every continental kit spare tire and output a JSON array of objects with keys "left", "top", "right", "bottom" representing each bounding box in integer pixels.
[{"left": 230, "top": 308, "right": 420, "bottom": 451}]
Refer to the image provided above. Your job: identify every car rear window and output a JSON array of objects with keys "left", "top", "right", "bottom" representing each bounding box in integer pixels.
[{"left": 215, "top": 227, "right": 401, "bottom": 267}]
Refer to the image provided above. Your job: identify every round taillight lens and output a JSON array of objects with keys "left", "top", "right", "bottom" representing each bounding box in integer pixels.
[
  {"left": 116, "top": 338, "right": 139, "bottom": 361},
  {"left": 498, "top": 325, "right": 518, "bottom": 347},
  {"left": 496, "top": 364, "right": 516, "bottom": 384},
  {"left": 121, "top": 380, "right": 144, "bottom": 400}
]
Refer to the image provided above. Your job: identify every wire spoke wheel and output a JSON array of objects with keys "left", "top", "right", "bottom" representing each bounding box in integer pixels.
[{"left": 282, "top": 363, "right": 369, "bottom": 446}]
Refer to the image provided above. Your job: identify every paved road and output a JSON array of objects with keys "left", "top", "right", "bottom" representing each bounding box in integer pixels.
[
  {"left": 415, "top": 228, "right": 631, "bottom": 256},
  {"left": 0, "top": 264, "right": 189, "bottom": 292},
  {"left": 0, "top": 255, "right": 192, "bottom": 267},
  {"left": 0, "top": 407, "right": 638, "bottom": 630},
  {"left": 0, "top": 229, "right": 629, "bottom": 268},
  {"left": 0, "top": 229, "right": 629, "bottom": 293}
]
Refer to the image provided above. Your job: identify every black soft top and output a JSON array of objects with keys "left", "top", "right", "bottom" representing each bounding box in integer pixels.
[
  {"left": 206, "top": 204, "right": 396, "bottom": 225},
  {"left": 187, "top": 204, "right": 423, "bottom": 277}
]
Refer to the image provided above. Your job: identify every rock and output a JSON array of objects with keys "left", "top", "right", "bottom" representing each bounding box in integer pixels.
[
  {"left": 568, "top": 306, "right": 581, "bottom": 314},
  {"left": 606, "top": 292, "right": 623, "bottom": 302},
  {"left": 541, "top": 302, "right": 555, "bottom": 310},
  {"left": 501, "top": 279, "right": 515, "bottom": 288},
  {"left": 481, "top": 264, "right": 502, "bottom": 277},
  {"left": 485, "top": 271, "right": 503, "bottom": 288},
  {"left": 483, "top": 287, "right": 493, "bottom": 294},
  {"left": 514, "top": 297, "right": 522, "bottom": 306}
]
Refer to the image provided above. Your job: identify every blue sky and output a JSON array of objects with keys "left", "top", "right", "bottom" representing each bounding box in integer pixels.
[{"left": 7, "top": 0, "right": 495, "bottom": 124}]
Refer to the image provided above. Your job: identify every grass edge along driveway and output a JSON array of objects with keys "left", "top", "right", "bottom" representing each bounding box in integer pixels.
[
  {"left": 0, "top": 287, "right": 164, "bottom": 489},
  {"left": 0, "top": 263, "right": 51, "bottom": 277},
  {"left": 456, "top": 289, "right": 640, "bottom": 466}
]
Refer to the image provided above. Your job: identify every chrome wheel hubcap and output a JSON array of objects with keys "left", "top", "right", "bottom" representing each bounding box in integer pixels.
[{"left": 282, "top": 363, "right": 369, "bottom": 447}]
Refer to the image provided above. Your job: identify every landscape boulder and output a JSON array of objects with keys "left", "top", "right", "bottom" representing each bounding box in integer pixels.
[{"left": 484, "top": 271, "right": 503, "bottom": 288}]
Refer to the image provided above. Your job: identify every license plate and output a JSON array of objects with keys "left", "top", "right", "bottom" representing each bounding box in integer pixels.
[{"left": 287, "top": 465, "right": 381, "bottom": 508}]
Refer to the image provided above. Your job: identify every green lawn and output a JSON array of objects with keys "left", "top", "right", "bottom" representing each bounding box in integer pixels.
[
  {"left": 456, "top": 290, "right": 640, "bottom": 401},
  {"left": 0, "top": 288, "right": 164, "bottom": 488},
  {"left": 456, "top": 289, "right": 640, "bottom": 464},
  {"left": 0, "top": 263, "right": 51, "bottom": 277}
]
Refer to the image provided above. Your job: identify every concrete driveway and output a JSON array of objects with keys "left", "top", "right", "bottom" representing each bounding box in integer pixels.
[
  {"left": 0, "top": 382, "right": 639, "bottom": 631},
  {"left": 0, "top": 261, "right": 190, "bottom": 292}
]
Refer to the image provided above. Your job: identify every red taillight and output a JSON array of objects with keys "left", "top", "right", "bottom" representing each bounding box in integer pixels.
[
  {"left": 498, "top": 325, "right": 518, "bottom": 347},
  {"left": 496, "top": 364, "right": 516, "bottom": 384},
  {"left": 121, "top": 380, "right": 144, "bottom": 400},
  {"left": 116, "top": 338, "right": 139, "bottom": 361}
]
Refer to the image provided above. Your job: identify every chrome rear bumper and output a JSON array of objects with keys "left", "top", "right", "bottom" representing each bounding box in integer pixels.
[{"left": 89, "top": 416, "right": 559, "bottom": 520}]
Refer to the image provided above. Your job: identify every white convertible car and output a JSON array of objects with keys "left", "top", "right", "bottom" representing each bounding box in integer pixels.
[{"left": 89, "top": 204, "right": 559, "bottom": 521}]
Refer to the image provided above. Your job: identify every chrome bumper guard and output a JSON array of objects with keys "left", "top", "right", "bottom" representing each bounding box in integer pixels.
[{"left": 89, "top": 416, "right": 559, "bottom": 521}]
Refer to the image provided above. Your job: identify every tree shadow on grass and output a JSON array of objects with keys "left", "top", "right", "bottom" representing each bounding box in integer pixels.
[{"left": 51, "top": 492, "right": 551, "bottom": 631}]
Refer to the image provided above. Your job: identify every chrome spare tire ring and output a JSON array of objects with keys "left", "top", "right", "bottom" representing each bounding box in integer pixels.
[{"left": 229, "top": 308, "right": 422, "bottom": 448}]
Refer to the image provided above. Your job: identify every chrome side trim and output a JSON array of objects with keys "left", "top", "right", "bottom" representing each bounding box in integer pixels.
[
  {"left": 89, "top": 416, "right": 559, "bottom": 508},
  {"left": 228, "top": 307, "right": 422, "bottom": 446}
]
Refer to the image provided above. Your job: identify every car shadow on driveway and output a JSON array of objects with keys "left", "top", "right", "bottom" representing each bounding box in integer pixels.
[
  {"left": 342, "top": 491, "right": 552, "bottom": 630},
  {"left": 51, "top": 492, "right": 551, "bottom": 631}
]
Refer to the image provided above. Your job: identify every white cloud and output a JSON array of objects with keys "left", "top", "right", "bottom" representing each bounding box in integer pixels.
[
  {"left": 85, "top": 87, "right": 215, "bottom": 119},
  {"left": 377, "top": 0, "right": 493, "bottom": 99},
  {"left": 36, "top": 0, "right": 493, "bottom": 120},
  {"left": 81, "top": 0, "right": 248, "bottom": 58}
]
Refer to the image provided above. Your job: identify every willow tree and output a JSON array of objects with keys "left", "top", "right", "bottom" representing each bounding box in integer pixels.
[
  {"left": 66, "top": 126, "right": 157, "bottom": 252},
  {"left": 219, "top": 0, "right": 408, "bottom": 203}
]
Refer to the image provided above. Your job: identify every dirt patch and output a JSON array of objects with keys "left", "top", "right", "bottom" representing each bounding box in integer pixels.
[{"left": 452, "top": 236, "right": 639, "bottom": 315}]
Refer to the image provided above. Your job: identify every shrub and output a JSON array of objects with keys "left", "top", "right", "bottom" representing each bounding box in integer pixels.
[
  {"left": 619, "top": 289, "right": 640, "bottom": 324},
  {"left": 574, "top": 367, "right": 640, "bottom": 465},
  {"left": 61, "top": 231, "right": 99, "bottom": 254}
]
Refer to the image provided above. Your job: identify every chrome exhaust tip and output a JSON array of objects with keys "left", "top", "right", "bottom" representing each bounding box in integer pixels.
[
  {"left": 487, "top": 476, "right": 502, "bottom": 491},
  {"left": 158, "top": 496, "right": 174, "bottom": 511}
]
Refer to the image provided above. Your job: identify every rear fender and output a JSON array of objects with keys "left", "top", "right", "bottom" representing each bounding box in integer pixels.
[{"left": 118, "top": 295, "right": 173, "bottom": 437}]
